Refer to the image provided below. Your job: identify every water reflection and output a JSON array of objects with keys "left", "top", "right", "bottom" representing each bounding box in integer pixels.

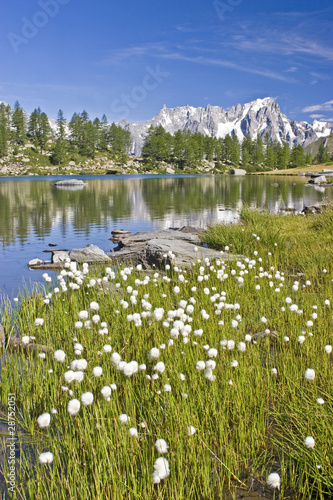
[{"left": 0, "top": 174, "right": 331, "bottom": 297}]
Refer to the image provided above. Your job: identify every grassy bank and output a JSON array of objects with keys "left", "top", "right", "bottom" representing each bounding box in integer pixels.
[
  {"left": 254, "top": 163, "right": 333, "bottom": 176},
  {"left": 1, "top": 209, "right": 333, "bottom": 499}
]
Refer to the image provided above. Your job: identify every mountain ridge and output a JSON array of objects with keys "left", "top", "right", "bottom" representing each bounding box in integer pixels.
[{"left": 119, "top": 97, "right": 333, "bottom": 155}]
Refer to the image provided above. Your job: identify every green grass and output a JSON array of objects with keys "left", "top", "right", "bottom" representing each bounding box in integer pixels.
[
  {"left": 201, "top": 206, "right": 333, "bottom": 280},
  {"left": 0, "top": 210, "right": 333, "bottom": 499}
]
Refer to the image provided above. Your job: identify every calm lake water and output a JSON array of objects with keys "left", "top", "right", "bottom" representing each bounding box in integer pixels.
[{"left": 0, "top": 173, "right": 331, "bottom": 299}]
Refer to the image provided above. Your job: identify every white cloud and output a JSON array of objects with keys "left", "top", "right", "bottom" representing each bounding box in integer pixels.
[{"left": 302, "top": 100, "right": 333, "bottom": 113}]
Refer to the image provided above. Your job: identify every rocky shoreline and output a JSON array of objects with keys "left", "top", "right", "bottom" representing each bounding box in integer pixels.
[{"left": 28, "top": 226, "right": 244, "bottom": 272}]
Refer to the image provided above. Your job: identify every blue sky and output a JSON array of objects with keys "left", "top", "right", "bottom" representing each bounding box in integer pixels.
[{"left": 0, "top": 0, "right": 332, "bottom": 124}]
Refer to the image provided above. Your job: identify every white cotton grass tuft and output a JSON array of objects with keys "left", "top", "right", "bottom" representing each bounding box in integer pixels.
[
  {"left": 129, "top": 428, "right": 138, "bottom": 438},
  {"left": 155, "top": 439, "right": 169, "bottom": 454},
  {"left": 317, "top": 397, "right": 325, "bottom": 405},
  {"left": 267, "top": 472, "right": 280, "bottom": 489},
  {"left": 118, "top": 414, "right": 130, "bottom": 425},
  {"left": 89, "top": 301, "right": 99, "bottom": 311},
  {"left": 92, "top": 366, "right": 103, "bottom": 377},
  {"left": 196, "top": 361, "right": 205, "bottom": 371},
  {"left": 39, "top": 452, "right": 54, "bottom": 464},
  {"left": 304, "top": 368, "right": 315, "bottom": 380},
  {"left": 152, "top": 457, "right": 170, "bottom": 484},
  {"left": 324, "top": 345, "right": 332, "bottom": 354},
  {"left": 304, "top": 436, "right": 315, "bottom": 449},
  {"left": 207, "top": 348, "right": 218, "bottom": 358},
  {"left": 187, "top": 426, "right": 196, "bottom": 436},
  {"left": 54, "top": 350, "right": 66, "bottom": 362},
  {"left": 154, "top": 362, "right": 165, "bottom": 373},
  {"left": 34, "top": 318, "right": 44, "bottom": 326},
  {"left": 67, "top": 399, "right": 81, "bottom": 415},
  {"left": 37, "top": 413, "right": 51, "bottom": 429},
  {"left": 148, "top": 347, "right": 160, "bottom": 360},
  {"left": 101, "top": 386, "right": 112, "bottom": 399},
  {"left": 81, "top": 392, "right": 94, "bottom": 406}
]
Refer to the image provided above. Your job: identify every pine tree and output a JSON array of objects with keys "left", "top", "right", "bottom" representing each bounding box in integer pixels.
[
  {"left": 0, "top": 103, "right": 9, "bottom": 157},
  {"left": 99, "top": 114, "right": 109, "bottom": 151},
  {"left": 57, "top": 109, "right": 66, "bottom": 140},
  {"left": 12, "top": 101, "right": 26, "bottom": 145},
  {"left": 278, "top": 142, "right": 290, "bottom": 169},
  {"left": 50, "top": 109, "right": 67, "bottom": 165},
  {"left": 172, "top": 130, "right": 186, "bottom": 167},
  {"left": 252, "top": 134, "right": 264, "bottom": 165},
  {"left": 230, "top": 134, "right": 240, "bottom": 165},
  {"left": 142, "top": 125, "right": 171, "bottom": 163},
  {"left": 28, "top": 108, "right": 51, "bottom": 153},
  {"left": 289, "top": 144, "right": 305, "bottom": 167},
  {"left": 316, "top": 143, "right": 330, "bottom": 164}
]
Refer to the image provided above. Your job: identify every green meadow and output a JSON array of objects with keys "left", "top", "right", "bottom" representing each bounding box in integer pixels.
[{"left": 1, "top": 207, "right": 332, "bottom": 499}]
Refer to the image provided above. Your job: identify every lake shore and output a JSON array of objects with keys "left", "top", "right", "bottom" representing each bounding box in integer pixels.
[{"left": 1, "top": 154, "right": 331, "bottom": 177}]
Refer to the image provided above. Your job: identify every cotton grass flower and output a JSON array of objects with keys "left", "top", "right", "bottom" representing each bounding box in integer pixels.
[
  {"left": 78, "top": 310, "right": 89, "bottom": 320},
  {"left": 71, "top": 359, "right": 88, "bottom": 371},
  {"left": 196, "top": 361, "right": 205, "bottom": 370},
  {"left": 207, "top": 348, "right": 218, "bottom": 358},
  {"left": 304, "top": 369, "right": 315, "bottom": 380},
  {"left": 101, "top": 386, "right": 112, "bottom": 399},
  {"left": 154, "top": 362, "right": 165, "bottom": 373},
  {"left": 68, "top": 399, "right": 81, "bottom": 416},
  {"left": 304, "top": 436, "right": 315, "bottom": 449},
  {"left": 155, "top": 439, "right": 169, "bottom": 454},
  {"left": 39, "top": 452, "right": 53, "bottom": 464},
  {"left": 122, "top": 361, "right": 138, "bottom": 377},
  {"left": 238, "top": 342, "right": 246, "bottom": 352},
  {"left": 148, "top": 347, "right": 160, "bottom": 360},
  {"left": 152, "top": 457, "right": 170, "bottom": 484},
  {"left": 317, "top": 398, "right": 325, "bottom": 405},
  {"left": 188, "top": 426, "right": 196, "bottom": 436},
  {"left": 267, "top": 472, "right": 280, "bottom": 490},
  {"left": 34, "top": 318, "right": 44, "bottom": 326},
  {"left": 54, "top": 350, "right": 66, "bottom": 363},
  {"left": 118, "top": 414, "right": 130, "bottom": 425},
  {"left": 89, "top": 301, "right": 99, "bottom": 311},
  {"left": 81, "top": 392, "right": 94, "bottom": 406},
  {"left": 64, "top": 370, "right": 76, "bottom": 383},
  {"left": 92, "top": 366, "right": 103, "bottom": 377},
  {"left": 324, "top": 345, "right": 332, "bottom": 354},
  {"left": 129, "top": 428, "right": 138, "bottom": 438},
  {"left": 37, "top": 413, "right": 51, "bottom": 429},
  {"left": 74, "top": 371, "right": 84, "bottom": 382}
]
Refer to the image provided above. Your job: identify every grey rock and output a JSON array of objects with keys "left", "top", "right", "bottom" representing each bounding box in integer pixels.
[
  {"left": 54, "top": 179, "right": 86, "bottom": 186},
  {"left": 118, "top": 230, "right": 201, "bottom": 248},
  {"left": 166, "top": 166, "right": 175, "bottom": 174},
  {"left": 308, "top": 175, "right": 326, "bottom": 184},
  {"left": 107, "top": 227, "right": 244, "bottom": 269},
  {"left": 52, "top": 251, "right": 70, "bottom": 264},
  {"left": 69, "top": 244, "right": 111, "bottom": 263},
  {"left": 230, "top": 168, "right": 247, "bottom": 175},
  {"left": 144, "top": 238, "right": 224, "bottom": 268},
  {"left": 28, "top": 258, "right": 43, "bottom": 266}
]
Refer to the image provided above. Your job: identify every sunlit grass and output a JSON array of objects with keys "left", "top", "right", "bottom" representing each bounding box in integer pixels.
[{"left": 0, "top": 209, "right": 332, "bottom": 499}]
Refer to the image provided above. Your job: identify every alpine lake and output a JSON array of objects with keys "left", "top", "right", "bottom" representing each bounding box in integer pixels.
[{"left": 0, "top": 173, "right": 331, "bottom": 299}]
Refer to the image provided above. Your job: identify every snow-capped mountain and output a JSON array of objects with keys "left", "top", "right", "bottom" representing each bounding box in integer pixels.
[{"left": 119, "top": 97, "right": 333, "bottom": 155}]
